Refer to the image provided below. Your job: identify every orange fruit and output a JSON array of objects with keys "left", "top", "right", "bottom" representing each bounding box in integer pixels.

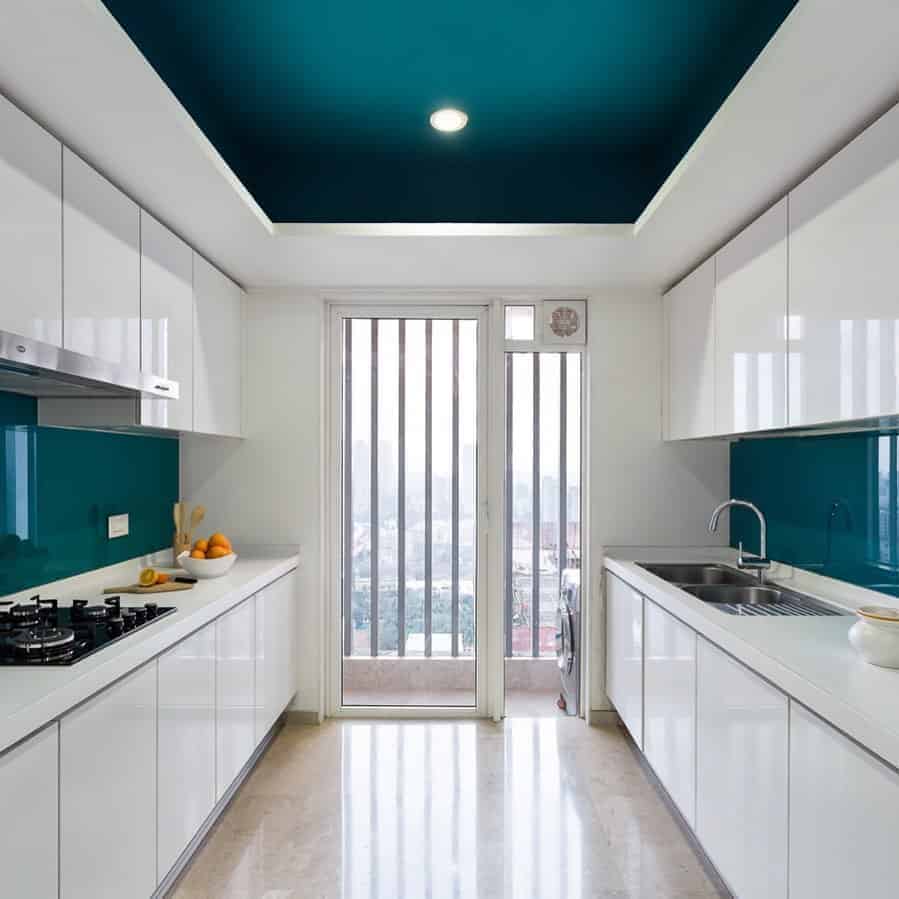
[
  {"left": 190, "top": 549, "right": 206, "bottom": 560},
  {"left": 194, "top": 538, "right": 209, "bottom": 553},
  {"left": 155, "top": 572, "right": 170, "bottom": 585},
  {"left": 207, "top": 545, "right": 230, "bottom": 559},
  {"left": 138, "top": 567, "right": 157, "bottom": 587},
  {"left": 209, "top": 533, "right": 232, "bottom": 551}
]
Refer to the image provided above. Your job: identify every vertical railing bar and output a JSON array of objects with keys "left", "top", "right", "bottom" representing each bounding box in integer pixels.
[
  {"left": 889, "top": 434, "right": 899, "bottom": 566},
  {"left": 425, "top": 320, "right": 433, "bottom": 658},
  {"left": 559, "top": 353, "right": 568, "bottom": 597},
  {"left": 370, "top": 320, "right": 379, "bottom": 658},
  {"left": 532, "top": 352, "right": 541, "bottom": 660},
  {"left": 397, "top": 320, "right": 406, "bottom": 657},
  {"left": 504, "top": 354, "right": 514, "bottom": 658},
  {"left": 451, "top": 320, "right": 460, "bottom": 657},
  {"left": 343, "top": 319, "right": 353, "bottom": 657}
]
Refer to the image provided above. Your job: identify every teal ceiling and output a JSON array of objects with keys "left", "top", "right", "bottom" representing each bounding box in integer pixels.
[{"left": 102, "top": 0, "right": 797, "bottom": 223}]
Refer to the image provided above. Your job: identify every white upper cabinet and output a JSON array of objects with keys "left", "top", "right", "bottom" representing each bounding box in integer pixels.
[
  {"left": 790, "top": 702, "right": 899, "bottom": 899},
  {"left": 0, "top": 92, "right": 62, "bottom": 345},
  {"left": 665, "top": 258, "right": 716, "bottom": 439},
  {"left": 643, "top": 600, "right": 696, "bottom": 827},
  {"left": 696, "top": 637, "right": 788, "bottom": 899},
  {"left": 605, "top": 573, "right": 644, "bottom": 747},
  {"left": 140, "top": 210, "right": 194, "bottom": 430},
  {"left": 789, "top": 102, "right": 899, "bottom": 427},
  {"left": 63, "top": 147, "right": 140, "bottom": 368},
  {"left": 0, "top": 724, "right": 59, "bottom": 899},
  {"left": 194, "top": 253, "right": 243, "bottom": 437},
  {"left": 715, "top": 197, "right": 788, "bottom": 434}
]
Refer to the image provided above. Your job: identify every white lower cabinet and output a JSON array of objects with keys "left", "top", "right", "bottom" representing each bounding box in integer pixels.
[
  {"left": 0, "top": 723, "right": 58, "bottom": 897},
  {"left": 696, "top": 637, "right": 788, "bottom": 899},
  {"left": 255, "top": 571, "right": 298, "bottom": 742},
  {"left": 61, "top": 662, "right": 157, "bottom": 899},
  {"left": 157, "top": 624, "right": 216, "bottom": 881},
  {"left": 216, "top": 596, "right": 256, "bottom": 800},
  {"left": 790, "top": 702, "right": 899, "bottom": 898},
  {"left": 643, "top": 600, "right": 696, "bottom": 826},
  {"left": 605, "top": 573, "right": 643, "bottom": 747}
]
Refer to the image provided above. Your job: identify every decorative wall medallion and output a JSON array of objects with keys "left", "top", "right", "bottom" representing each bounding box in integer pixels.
[{"left": 542, "top": 300, "right": 587, "bottom": 345}]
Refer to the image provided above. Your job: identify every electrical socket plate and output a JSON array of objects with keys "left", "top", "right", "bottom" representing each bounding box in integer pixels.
[{"left": 107, "top": 513, "right": 129, "bottom": 539}]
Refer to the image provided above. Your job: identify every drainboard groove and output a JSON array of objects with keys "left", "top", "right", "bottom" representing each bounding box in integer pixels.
[{"left": 724, "top": 598, "right": 841, "bottom": 617}]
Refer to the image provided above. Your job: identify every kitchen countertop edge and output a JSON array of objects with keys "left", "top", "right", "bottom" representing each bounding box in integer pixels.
[
  {"left": 604, "top": 549, "right": 899, "bottom": 773},
  {"left": 0, "top": 552, "right": 299, "bottom": 755}
]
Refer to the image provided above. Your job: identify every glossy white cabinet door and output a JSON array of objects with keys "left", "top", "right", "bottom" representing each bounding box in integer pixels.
[
  {"left": 605, "top": 573, "right": 643, "bottom": 747},
  {"left": 216, "top": 597, "right": 256, "bottom": 799},
  {"left": 715, "top": 197, "right": 788, "bottom": 434},
  {"left": 140, "top": 210, "right": 194, "bottom": 431},
  {"left": 789, "top": 101, "right": 899, "bottom": 426},
  {"left": 256, "top": 571, "right": 298, "bottom": 742},
  {"left": 63, "top": 148, "right": 140, "bottom": 369},
  {"left": 790, "top": 703, "right": 899, "bottom": 899},
  {"left": 158, "top": 624, "right": 216, "bottom": 881},
  {"left": 61, "top": 662, "right": 157, "bottom": 899},
  {"left": 696, "top": 638, "right": 788, "bottom": 899},
  {"left": 665, "top": 258, "right": 716, "bottom": 439},
  {"left": 0, "top": 93, "right": 62, "bottom": 345},
  {"left": 0, "top": 723, "right": 58, "bottom": 897},
  {"left": 643, "top": 600, "right": 696, "bottom": 826},
  {"left": 194, "top": 253, "right": 242, "bottom": 437}
]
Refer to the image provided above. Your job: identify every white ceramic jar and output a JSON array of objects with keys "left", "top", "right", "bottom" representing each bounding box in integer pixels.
[{"left": 849, "top": 607, "right": 899, "bottom": 668}]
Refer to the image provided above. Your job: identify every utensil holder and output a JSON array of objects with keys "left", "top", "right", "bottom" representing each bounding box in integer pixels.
[{"left": 173, "top": 533, "right": 191, "bottom": 561}]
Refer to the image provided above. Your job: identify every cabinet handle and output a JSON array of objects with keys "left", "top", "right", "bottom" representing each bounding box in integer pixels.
[{"left": 155, "top": 384, "right": 171, "bottom": 392}]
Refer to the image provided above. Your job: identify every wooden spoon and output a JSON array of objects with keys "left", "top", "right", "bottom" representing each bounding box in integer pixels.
[
  {"left": 188, "top": 504, "right": 206, "bottom": 543},
  {"left": 173, "top": 501, "right": 184, "bottom": 540}
]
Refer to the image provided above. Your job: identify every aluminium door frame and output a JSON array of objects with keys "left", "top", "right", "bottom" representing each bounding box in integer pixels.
[{"left": 325, "top": 302, "right": 502, "bottom": 719}]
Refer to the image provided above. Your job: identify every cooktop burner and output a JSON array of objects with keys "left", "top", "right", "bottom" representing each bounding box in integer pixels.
[{"left": 0, "top": 596, "right": 175, "bottom": 665}]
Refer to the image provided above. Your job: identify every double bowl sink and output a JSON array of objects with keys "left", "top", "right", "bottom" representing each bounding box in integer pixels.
[{"left": 637, "top": 563, "right": 848, "bottom": 617}]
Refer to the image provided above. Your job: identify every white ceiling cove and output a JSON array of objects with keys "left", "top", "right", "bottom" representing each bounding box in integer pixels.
[{"left": 1, "top": 0, "right": 898, "bottom": 292}]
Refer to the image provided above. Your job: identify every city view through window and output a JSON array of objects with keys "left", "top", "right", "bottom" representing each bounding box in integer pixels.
[{"left": 342, "top": 318, "right": 582, "bottom": 693}]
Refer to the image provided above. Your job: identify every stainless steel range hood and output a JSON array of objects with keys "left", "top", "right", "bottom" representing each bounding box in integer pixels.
[{"left": 0, "top": 330, "right": 178, "bottom": 399}]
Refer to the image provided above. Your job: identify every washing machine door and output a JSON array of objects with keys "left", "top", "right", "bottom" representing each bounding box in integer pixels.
[{"left": 557, "top": 598, "right": 575, "bottom": 677}]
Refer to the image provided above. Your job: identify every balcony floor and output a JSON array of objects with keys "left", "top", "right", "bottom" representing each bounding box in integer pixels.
[
  {"left": 341, "top": 687, "right": 564, "bottom": 716},
  {"left": 172, "top": 717, "right": 724, "bottom": 899}
]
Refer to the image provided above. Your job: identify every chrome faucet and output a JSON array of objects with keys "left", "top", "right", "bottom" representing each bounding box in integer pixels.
[{"left": 708, "top": 499, "right": 770, "bottom": 583}]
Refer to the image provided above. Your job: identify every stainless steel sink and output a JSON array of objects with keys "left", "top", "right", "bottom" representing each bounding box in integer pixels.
[
  {"left": 681, "top": 584, "right": 846, "bottom": 617},
  {"left": 639, "top": 563, "right": 753, "bottom": 586},
  {"left": 683, "top": 585, "right": 782, "bottom": 604},
  {"left": 636, "top": 562, "right": 848, "bottom": 617}
]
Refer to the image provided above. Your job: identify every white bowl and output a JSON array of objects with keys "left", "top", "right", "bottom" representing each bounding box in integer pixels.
[
  {"left": 849, "top": 612, "right": 899, "bottom": 668},
  {"left": 177, "top": 550, "right": 238, "bottom": 579}
]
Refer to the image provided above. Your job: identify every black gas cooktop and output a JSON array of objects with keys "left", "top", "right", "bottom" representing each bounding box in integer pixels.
[{"left": 0, "top": 596, "right": 176, "bottom": 665}]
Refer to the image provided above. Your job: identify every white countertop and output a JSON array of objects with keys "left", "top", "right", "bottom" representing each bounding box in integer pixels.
[
  {"left": 604, "top": 547, "right": 899, "bottom": 771},
  {"left": 0, "top": 549, "right": 299, "bottom": 755}
]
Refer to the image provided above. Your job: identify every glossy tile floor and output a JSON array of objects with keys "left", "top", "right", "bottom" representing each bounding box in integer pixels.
[{"left": 172, "top": 719, "right": 724, "bottom": 899}]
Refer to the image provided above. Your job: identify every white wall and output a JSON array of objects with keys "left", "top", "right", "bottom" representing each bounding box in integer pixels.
[
  {"left": 180, "top": 288, "right": 729, "bottom": 718},
  {"left": 181, "top": 292, "right": 324, "bottom": 716},
  {"left": 587, "top": 291, "right": 730, "bottom": 711}
]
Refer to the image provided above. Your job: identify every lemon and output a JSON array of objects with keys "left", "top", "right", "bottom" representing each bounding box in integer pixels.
[{"left": 138, "top": 567, "right": 157, "bottom": 587}]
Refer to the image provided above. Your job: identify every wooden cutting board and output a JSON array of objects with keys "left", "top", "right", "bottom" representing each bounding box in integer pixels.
[{"left": 103, "top": 582, "right": 194, "bottom": 594}]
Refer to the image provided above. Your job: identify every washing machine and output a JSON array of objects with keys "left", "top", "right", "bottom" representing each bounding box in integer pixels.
[{"left": 556, "top": 569, "right": 581, "bottom": 716}]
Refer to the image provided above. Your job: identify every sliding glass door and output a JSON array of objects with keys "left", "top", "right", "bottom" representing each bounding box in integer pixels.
[{"left": 339, "top": 311, "right": 484, "bottom": 708}]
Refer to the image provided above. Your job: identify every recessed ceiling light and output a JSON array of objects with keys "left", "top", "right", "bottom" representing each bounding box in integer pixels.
[{"left": 430, "top": 108, "right": 468, "bottom": 133}]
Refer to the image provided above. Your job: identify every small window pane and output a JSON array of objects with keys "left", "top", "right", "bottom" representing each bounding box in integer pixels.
[{"left": 505, "top": 306, "right": 535, "bottom": 341}]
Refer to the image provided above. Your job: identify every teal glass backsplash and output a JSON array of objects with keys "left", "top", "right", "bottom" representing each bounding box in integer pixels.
[
  {"left": 0, "top": 392, "right": 178, "bottom": 596},
  {"left": 731, "top": 431, "right": 899, "bottom": 597}
]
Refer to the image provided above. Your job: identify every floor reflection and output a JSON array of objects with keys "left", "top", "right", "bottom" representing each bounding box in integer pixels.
[{"left": 172, "top": 718, "right": 722, "bottom": 899}]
